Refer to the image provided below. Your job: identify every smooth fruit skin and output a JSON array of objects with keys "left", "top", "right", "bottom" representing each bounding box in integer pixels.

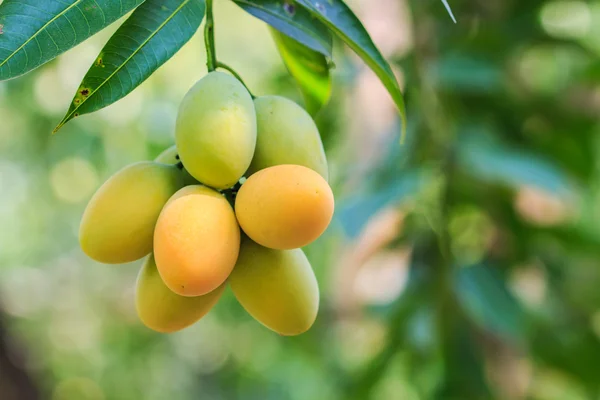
[
  {"left": 230, "top": 237, "right": 319, "bottom": 336},
  {"left": 154, "top": 185, "right": 240, "bottom": 296},
  {"left": 235, "top": 165, "right": 334, "bottom": 250},
  {"left": 154, "top": 145, "right": 198, "bottom": 185},
  {"left": 79, "top": 162, "right": 184, "bottom": 264},
  {"left": 136, "top": 254, "right": 224, "bottom": 333},
  {"left": 154, "top": 145, "right": 180, "bottom": 164},
  {"left": 175, "top": 72, "right": 257, "bottom": 189},
  {"left": 249, "top": 96, "right": 328, "bottom": 180}
]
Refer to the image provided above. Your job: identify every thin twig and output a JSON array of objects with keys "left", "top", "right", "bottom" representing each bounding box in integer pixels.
[
  {"left": 216, "top": 62, "right": 255, "bottom": 98},
  {"left": 204, "top": 0, "right": 217, "bottom": 72}
]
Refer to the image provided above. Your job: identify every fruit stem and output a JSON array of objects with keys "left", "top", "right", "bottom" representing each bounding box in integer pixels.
[
  {"left": 204, "top": 0, "right": 217, "bottom": 72},
  {"left": 216, "top": 62, "right": 255, "bottom": 98}
]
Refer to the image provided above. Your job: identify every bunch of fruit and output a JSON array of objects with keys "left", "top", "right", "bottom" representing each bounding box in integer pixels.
[{"left": 79, "top": 72, "right": 334, "bottom": 336}]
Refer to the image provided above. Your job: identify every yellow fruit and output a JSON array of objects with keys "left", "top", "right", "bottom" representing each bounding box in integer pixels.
[
  {"left": 136, "top": 254, "right": 224, "bottom": 333},
  {"left": 249, "top": 96, "right": 328, "bottom": 180},
  {"left": 154, "top": 145, "right": 198, "bottom": 185},
  {"left": 235, "top": 165, "right": 334, "bottom": 250},
  {"left": 154, "top": 145, "right": 180, "bottom": 164},
  {"left": 154, "top": 185, "right": 240, "bottom": 296},
  {"left": 80, "top": 162, "right": 184, "bottom": 264},
  {"left": 175, "top": 72, "right": 257, "bottom": 189},
  {"left": 230, "top": 237, "right": 319, "bottom": 336}
]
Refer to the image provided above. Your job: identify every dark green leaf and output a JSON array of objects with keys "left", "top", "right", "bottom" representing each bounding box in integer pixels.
[
  {"left": 532, "top": 322, "right": 600, "bottom": 393},
  {"left": 294, "top": 0, "right": 407, "bottom": 137},
  {"left": 0, "top": 0, "right": 145, "bottom": 81},
  {"left": 271, "top": 28, "right": 330, "bottom": 116},
  {"left": 53, "top": 0, "right": 205, "bottom": 133},
  {"left": 231, "top": 0, "right": 332, "bottom": 57},
  {"left": 455, "top": 264, "right": 528, "bottom": 344},
  {"left": 441, "top": 0, "right": 457, "bottom": 23}
]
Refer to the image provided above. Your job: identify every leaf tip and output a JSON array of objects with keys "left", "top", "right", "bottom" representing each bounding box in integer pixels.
[
  {"left": 52, "top": 119, "right": 68, "bottom": 135},
  {"left": 441, "top": 0, "right": 457, "bottom": 23}
]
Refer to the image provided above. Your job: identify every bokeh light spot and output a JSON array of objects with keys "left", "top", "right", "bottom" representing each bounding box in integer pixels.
[
  {"left": 540, "top": 1, "right": 591, "bottom": 40},
  {"left": 50, "top": 157, "right": 99, "bottom": 204}
]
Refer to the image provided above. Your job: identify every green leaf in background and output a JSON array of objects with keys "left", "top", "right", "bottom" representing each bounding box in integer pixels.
[
  {"left": 232, "top": 0, "right": 333, "bottom": 57},
  {"left": 338, "top": 170, "right": 427, "bottom": 238},
  {"left": 271, "top": 28, "right": 331, "bottom": 116},
  {"left": 0, "top": 0, "right": 145, "bottom": 81},
  {"left": 294, "top": 0, "right": 407, "bottom": 138},
  {"left": 53, "top": 0, "right": 205, "bottom": 133},
  {"left": 440, "top": 0, "right": 457, "bottom": 23},
  {"left": 455, "top": 264, "right": 528, "bottom": 344},
  {"left": 429, "top": 54, "right": 502, "bottom": 93},
  {"left": 457, "top": 133, "right": 575, "bottom": 196}
]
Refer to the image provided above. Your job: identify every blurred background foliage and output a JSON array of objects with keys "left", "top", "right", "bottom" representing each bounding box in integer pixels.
[{"left": 1, "top": 0, "right": 600, "bottom": 399}]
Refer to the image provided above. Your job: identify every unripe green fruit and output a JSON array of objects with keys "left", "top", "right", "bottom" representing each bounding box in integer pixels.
[
  {"left": 154, "top": 145, "right": 198, "bottom": 185},
  {"left": 154, "top": 185, "right": 240, "bottom": 296},
  {"left": 136, "top": 254, "right": 224, "bottom": 333},
  {"left": 235, "top": 165, "right": 335, "bottom": 250},
  {"left": 230, "top": 237, "right": 319, "bottom": 336},
  {"left": 175, "top": 72, "right": 257, "bottom": 189},
  {"left": 249, "top": 96, "right": 328, "bottom": 180},
  {"left": 79, "top": 162, "right": 184, "bottom": 264}
]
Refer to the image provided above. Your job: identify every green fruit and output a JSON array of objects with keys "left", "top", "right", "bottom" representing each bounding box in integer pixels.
[
  {"left": 175, "top": 71, "right": 257, "bottom": 189},
  {"left": 136, "top": 254, "right": 224, "bottom": 333},
  {"left": 79, "top": 161, "right": 184, "bottom": 264},
  {"left": 248, "top": 96, "right": 328, "bottom": 180},
  {"left": 229, "top": 237, "right": 319, "bottom": 336},
  {"left": 154, "top": 145, "right": 198, "bottom": 185}
]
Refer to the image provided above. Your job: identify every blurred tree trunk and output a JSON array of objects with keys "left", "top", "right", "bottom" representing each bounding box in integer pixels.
[{"left": 0, "top": 310, "right": 40, "bottom": 400}]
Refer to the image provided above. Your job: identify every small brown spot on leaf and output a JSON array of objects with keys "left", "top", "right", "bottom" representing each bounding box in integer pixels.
[
  {"left": 74, "top": 113, "right": 80, "bottom": 117},
  {"left": 96, "top": 58, "right": 103, "bottom": 66},
  {"left": 80, "top": 88, "right": 90, "bottom": 97},
  {"left": 283, "top": 1, "right": 296, "bottom": 15},
  {"left": 74, "top": 99, "right": 81, "bottom": 104}
]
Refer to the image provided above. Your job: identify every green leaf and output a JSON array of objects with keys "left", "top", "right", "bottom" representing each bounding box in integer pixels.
[
  {"left": 53, "top": 0, "right": 205, "bottom": 133},
  {"left": 271, "top": 28, "right": 330, "bottom": 116},
  {"left": 440, "top": 0, "right": 457, "bottom": 23},
  {"left": 455, "top": 264, "right": 528, "bottom": 344},
  {"left": 294, "top": 0, "right": 407, "bottom": 138},
  {"left": 231, "top": 0, "right": 332, "bottom": 57},
  {"left": 457, "top": 131, "right": 575, "bottom": 196},
  {"left": 338, "top": 170, "right": 427, "bottom": 238},
  {"left": 0, "top": 0, "right": 145, "bottom": 81}
]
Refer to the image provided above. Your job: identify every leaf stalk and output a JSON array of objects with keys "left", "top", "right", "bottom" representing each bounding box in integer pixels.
[{"left": 216, "top": 62, "right": 255, "bottom": 98}]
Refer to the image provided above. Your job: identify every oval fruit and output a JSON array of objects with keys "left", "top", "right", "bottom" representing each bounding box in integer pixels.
[
  {"left": 136, "top": 254, "right": 224, "bottom": 333},
  {"left": 154, "top": 185, "right": 240, "bottom": 296},
  {"left": 175, "top": 71, "right": 257, "bottom": 189},
  {"left": 80, "top": 162, "right": 184, "bottom": 264},
  {"left": 154, "top": 144, "right": 198, "bottom": 185},
  {"left": 230, "top": 237, "right": 319, "bottom": 336},
  {"left": 249, "top": 96, "right": 328, "bottom": 180},
  {"left": 235, "top": 165, "right": 334, "bottom": 250},
  {"left": 154, "top": 145, "right": 180, "bottom": 164}
]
